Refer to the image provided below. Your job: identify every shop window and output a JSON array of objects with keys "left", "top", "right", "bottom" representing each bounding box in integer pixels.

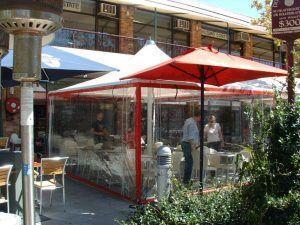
[
  {"left": 134, "top": 9, "right": 172, "bottom": 47},
  {"left": 80, "top": 0, "right": 95, "bottom": 15},
  {"left": 96, "top": 18, "right": 119, "bottom": 52},
  {"left": 173, "top": 31, "right": 190, "bottom": 56},
  {"left": 135, "top": 9, "right": 155, "bottom": 26},
  {"left": 63, "top": 11, "right": 95, "bottom": 31},
  {"left": 253, "top": 36, "right": 274, "bottom": 66},
  {"left": 231, "top": 43, "right": 242, "bottom": 56},
  {"left": 134, "top": 9, "right": 189, "bottom": 56},
  {"left": 202, "top": 36, "right": 228, "bottom": 53},
  {"left": 53, "top": 11, "right": 96, "bottom": 49}
]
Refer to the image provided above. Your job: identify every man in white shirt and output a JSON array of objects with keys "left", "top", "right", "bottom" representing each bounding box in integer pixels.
[{"left": 181, "top": 111, "right": 201, "bottom": 184}]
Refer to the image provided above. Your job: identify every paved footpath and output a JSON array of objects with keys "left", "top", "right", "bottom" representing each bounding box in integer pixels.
[{"left": 36, "top": 178, "right": 131, "bottom": 225}]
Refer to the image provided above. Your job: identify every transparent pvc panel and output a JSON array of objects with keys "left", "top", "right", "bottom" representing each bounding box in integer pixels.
[
  {"left": 139, "top": 85, "right": 273, "bottom": 194},
  {"left": 49, "top": 87, "right": 137, "bottom": 199},
  {"left": 204, "top": 92, "right": 272, "bottom": 188}
]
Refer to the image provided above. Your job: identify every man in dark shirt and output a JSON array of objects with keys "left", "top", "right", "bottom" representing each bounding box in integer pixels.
[{"left": 91, "top": 112, "right": 109, "bottom": 144}]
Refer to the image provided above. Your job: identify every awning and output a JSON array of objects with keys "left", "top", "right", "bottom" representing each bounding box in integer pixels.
[
  {"left": 1, "top": 46, "right": 118, "bottom": 87},
  {"left": 52, "top": 40, "right": 169, "bottom": 94}
]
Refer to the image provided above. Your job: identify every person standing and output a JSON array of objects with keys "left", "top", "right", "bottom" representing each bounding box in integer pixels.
[
  {"left": 181, "top": 112, "right": 201, "bottom": 185},
  {"left": 204, "top": 114, "right": 224, "bottom": 151}
]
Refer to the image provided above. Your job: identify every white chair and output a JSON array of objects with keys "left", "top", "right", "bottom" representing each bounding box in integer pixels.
[
  {"left": 77, "top": 149, "right": 89, "bottom": 176},
  {"left": 34, "top": 157, "right": 68, "bottom": 214},
  {"left": 0, "top": 165, "right": 13, "bottom": 213},
  {"left": 203, "top": 147, "right": 219, "bottom": 184},
  {"left": 171, "top": 151, "right": 184, "bottom": 179},
  {"left": 218, "top": 153, "right": 237, "bottom": 182},
  {"left": 87, "top": 151, "right": 103, "bottom": 183},
  {"left": 108, "top": 154, "right": 130, "bottom": 196}
]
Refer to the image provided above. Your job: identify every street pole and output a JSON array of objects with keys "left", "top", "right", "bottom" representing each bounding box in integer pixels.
[{"left": 286, "top": 39, "right": 295, "bottom": 104}]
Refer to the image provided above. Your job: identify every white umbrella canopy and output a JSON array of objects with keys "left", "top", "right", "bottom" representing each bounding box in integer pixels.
[
  {"left": 223, "top": 77, "right": 300, "bottom": 96},
  {"left": 52, "top": 40, "right": 171, "bottom": 94}
]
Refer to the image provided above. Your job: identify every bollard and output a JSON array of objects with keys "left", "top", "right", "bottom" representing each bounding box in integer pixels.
[{"left": 157, "top": 146, "right": 172, "bottom": 201}]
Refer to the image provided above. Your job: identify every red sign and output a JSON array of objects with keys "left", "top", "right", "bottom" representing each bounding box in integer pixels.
[{"left": 272, "top": 0, "right": 300, "bottom": 41}]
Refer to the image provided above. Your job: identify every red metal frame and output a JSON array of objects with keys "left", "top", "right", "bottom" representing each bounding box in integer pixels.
[
  {"left": 135, "top": 86, "right": 142, "bottom": 202},
  {"left": 67, "top": 173, "right": 132, "bottom": 202}
]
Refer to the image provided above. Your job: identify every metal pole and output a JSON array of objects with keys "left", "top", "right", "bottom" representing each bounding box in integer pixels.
[
  {"left": 14, "top": 33, "right": 42, "bottom": 225},
  {"left": 287, "top": 39, "right": 295, "bottom": 104},
  {"left": 199, "top": 66, "right": 205, "bottom": 190},
  {"left": 226, "top": 23, "right": 231, "bottom": 54},
  {"left": 146, "top": 88, "right": 154, "bottom": 155},
  {"left": 154, "top": 8, "right": 157, "bottom": 42},
  {"left": 21, "top": 82, "right": 35, "bottom": 225}
]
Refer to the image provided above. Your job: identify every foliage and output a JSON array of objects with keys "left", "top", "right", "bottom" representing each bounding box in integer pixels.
[
  {"left": 121, "top": 181, "right": 248, "bottom": 225},
  {"left": 251, "top": 0, "right": 272, "bottom": 33},
  {"left": 121, "top": 100, "right": 300, "bottom": 225},
  {"left": 251, "top": 0, "right": 300, "bottom": 76},
  {"left": 238, "top": 100, "right": 300, "bottom": 225},
  {"left": 242, "top": 99, "right": 270, "bottom": 146}
]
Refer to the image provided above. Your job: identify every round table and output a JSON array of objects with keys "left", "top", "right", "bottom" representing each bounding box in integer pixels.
[{"left": 0, "top": 212, "right": 22, "bottom": 225}]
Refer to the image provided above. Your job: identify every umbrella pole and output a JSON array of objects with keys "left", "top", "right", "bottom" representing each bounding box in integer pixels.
[{"left": 199, "top": 66, "right": 205, "bottom": 191}]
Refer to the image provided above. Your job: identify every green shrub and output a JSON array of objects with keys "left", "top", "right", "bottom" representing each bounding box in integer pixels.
[
  {"left": 121, "top": 182, "right": 248, "bottom": 225},
  {"left": 121, "top": 100, "right": 300, "bottom": 225}
]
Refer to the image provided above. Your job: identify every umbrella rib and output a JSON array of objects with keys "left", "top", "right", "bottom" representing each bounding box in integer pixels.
[
  {"left": 207, "top": 67, "right": 220, "bottom": 86},
  {"left": 205, "top": 67, "right": 228, "bottom": 85},
  {"left": 169, "top": 63, "right": 200, "bottom": 80}
]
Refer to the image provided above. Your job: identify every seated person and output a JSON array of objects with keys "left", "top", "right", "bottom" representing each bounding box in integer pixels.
[
  {"left": 124, "top": 128, "right": 135, "bottom": 148},
  {"left": 91, "top": 111, "right": 109, "bottom": 144},
  {"left": 123, "top": 129, "right": 146, "bottom": 149}
]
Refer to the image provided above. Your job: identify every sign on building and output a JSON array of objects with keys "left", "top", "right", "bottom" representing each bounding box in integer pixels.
[
  {"left": 272, "top": 0, "right": 300, "bottom": 40},
  {"left": 63, "top": 0, "right": 81, "bottom": 12},
  {"left": 202, "top": 29, "right": 228, "bottom": 40}
]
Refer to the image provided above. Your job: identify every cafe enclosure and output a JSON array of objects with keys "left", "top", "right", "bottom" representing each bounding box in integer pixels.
[{"left": 48, "top": 43, "right": 275, "bottom": 201}]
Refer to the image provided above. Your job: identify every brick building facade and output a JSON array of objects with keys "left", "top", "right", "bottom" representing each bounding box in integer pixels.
[{"left": 1, "top": 0, "right": 285, "bottom": 138}]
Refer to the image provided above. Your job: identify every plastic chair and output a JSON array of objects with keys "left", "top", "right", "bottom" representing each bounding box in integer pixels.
[
  {"left": 203, "top": 147, "right": 218, "bottom": 185},
  {"left": 34, "top": 157, "right": 68, "bottom": 214},
  {"left": 0, "top": 165, "right": 13, "bottom": 213},
  {"left": 171, "top": 151, "right": 184, "bottom": 179},
  {"left": 218, "top": 153, "right": 237, "bottom": 182},
  {"left": 77, "top": 149, "right": 89, "bottom": 175}
]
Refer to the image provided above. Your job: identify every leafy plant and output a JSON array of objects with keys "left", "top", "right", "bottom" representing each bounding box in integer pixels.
[{"left": 121, "top": 100, "right": 300, "bottom": 225}]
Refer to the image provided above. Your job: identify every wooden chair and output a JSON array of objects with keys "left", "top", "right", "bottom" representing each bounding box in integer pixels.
[
  {"left": 34, "top": 157, "right": 68, "bottom": 214},
  {"left": 0, "top": 137, "right": 9, "bottom": 150},
  {"left": 0, "top": 165, "right": 13, "bottom": 213}
]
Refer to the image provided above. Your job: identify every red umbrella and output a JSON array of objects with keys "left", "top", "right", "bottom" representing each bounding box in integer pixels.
[
  {"left": 122, "top": 46, "right": 287, "bottom": 85},
  {"left": 121, "top": 46, "right": 287, "bottom": 189}
]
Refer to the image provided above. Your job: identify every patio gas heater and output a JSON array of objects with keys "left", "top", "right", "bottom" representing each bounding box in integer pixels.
[
  {"left": 0, "top": 1, "right": 63, "bottom": 224},
  {"left": 0, "top": 31, "right": 9, "bottom": 136}
]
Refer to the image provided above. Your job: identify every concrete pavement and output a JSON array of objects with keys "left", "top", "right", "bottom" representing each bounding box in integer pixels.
[{"left": 36, "top": 178, "right": 131, "bottom": 225}]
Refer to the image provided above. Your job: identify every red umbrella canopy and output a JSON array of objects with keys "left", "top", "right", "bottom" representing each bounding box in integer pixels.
[{"left": 121, "top": 47, "right": 287, "bottom": 86}]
